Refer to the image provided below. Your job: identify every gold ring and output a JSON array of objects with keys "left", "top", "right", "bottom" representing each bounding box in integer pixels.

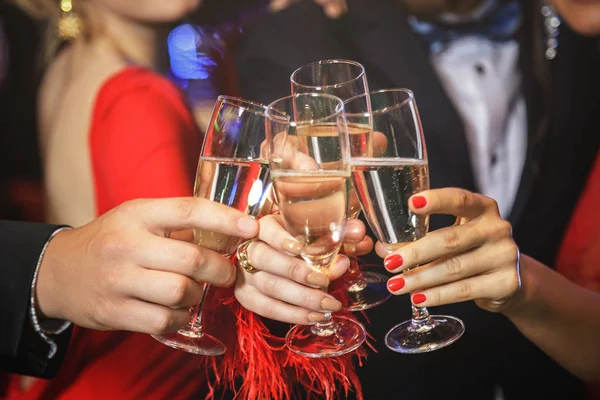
[{"left": 237, "top": 239, "right": 260, "bottom": 274}]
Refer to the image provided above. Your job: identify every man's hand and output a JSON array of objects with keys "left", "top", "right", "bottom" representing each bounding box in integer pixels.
[{"left": 36, "top": 197, "right": 259, "bottom": 334}]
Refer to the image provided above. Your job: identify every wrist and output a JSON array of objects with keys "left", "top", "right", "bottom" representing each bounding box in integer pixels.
[
  {"left": 501, "top": 255, "right": 544, "bottom": 321},
  {"left": 36, "top": 228, "right": 71, "bottom": 321}
]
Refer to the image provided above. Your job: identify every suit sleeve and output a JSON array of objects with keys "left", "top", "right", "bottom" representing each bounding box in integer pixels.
[
  {"left": 92, "top": 83, "right": 200, "bottom": 212},
  {"left": 0, "top": 221, "right": 73, "bottom": 378}
]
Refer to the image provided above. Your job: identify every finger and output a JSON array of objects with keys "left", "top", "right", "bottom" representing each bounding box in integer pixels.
[
  {"left": 104, "top": 299, "right": 190, "bottom": 334},
  {"left": 354, "top": 235, "right": 374, "bottom": 256},
  {"left": 247, "top": 271, "right": 342, "bottom": 312},
  {"left": 375, "top": 241, "right": 389, "bottom": 258},
  {"left": 387, "top": 241, "right": 518, "bottom": 295},
  {"left": 408, "top": 268, "right": 520, "bottom": 308},
  {"left": 330, "top": 254, "right": 350, "bottom": 280},
  {"left": 343, "top": 219, "right": 367, "bottom": 244},
  {"left": 246, "top": 240, "right": 330, "bottom": 287},
  {"left": 133, "top": 236, "right": 237, "bottom": 287},
  {"left": 383, "top": 223, "right": 498, "bottom": 273},
  {"left": 408, "top": 188, "right": 498, "bottom": 219},
  {"left": 257, "top": 214, "right": 302, "bottom": 255},
  {"left": 123, "top": 197, "right": 259, "bottom": 238},
  {"left": 119, "top": 268, "right": 204, "bottom": 309},
  {"left": 235, "top": 285, "right": 328, "bottom": 325}
]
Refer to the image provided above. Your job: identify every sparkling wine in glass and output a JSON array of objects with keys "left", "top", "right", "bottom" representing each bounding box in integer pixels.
[
  {"left": 347, "top": 89, "right": 465, "bottom": 354},
  {"left": 291, "top": 59, "right": 391, "bottom": 311},
  {"left": 152, "top": 96, "right": 273, "bottom": 355},
  {"left": 266, "top": 93, "right": 366, "bottom": 358}
]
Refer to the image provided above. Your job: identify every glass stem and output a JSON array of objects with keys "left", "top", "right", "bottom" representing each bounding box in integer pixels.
[
  {"left": 310, "top": 261, "right": 336, "bottom": 336},
  {"left": 189, "top": 282, "right": 210, "bottom": 332},
  {"left": 344, "top": 244, "right": 367, "bottom": 292},
  {"left": 410, "top": 303, "right": 435, "bottom": 332}
]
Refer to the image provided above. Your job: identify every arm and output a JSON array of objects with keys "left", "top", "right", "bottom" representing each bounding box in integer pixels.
[
  {"left": 0, "top": 221, "right": 72, "bottom": 378},
  {"left": 504, "top": 255, "right": 600, "bottom": 382}
]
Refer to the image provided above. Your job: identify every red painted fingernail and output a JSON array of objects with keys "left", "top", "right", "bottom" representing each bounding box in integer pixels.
[
  {"left": 412, "top": 196, "right": 427, "bottom": 209},
  {"left": 387, "top": 277, "right": 405, "bottom": 292},
  {"left": 384, "top": 254, "right": 403, "bottom": 271},
  {"left": 413, "top": 293, "right": 427, "bottom": 304}
]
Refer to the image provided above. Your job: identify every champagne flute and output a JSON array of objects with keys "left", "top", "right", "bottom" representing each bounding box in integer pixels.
[
  {"left": 152, "top": 96, "right": 274, "bottom": 355},
  {"left": 347, "top": 89, "right": 465, "bottom": 354},
  {"left": 291, "top": 59, "right": 391, "bottom": 311},
  {"left": 266, "top": 93, "right": 366, "bottom": 358}
]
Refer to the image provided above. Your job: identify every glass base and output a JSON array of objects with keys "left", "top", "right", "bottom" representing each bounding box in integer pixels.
[
  {"left": 345, "top": 271, "right": 392, "bottom": 312},
  {"left": 385, "top": 315, "right": 465, "bottom": 354},
  {"left": 286, "top": 316, "right": 366, "bottom": 358},
  {"left": 152, "top": 324, "right": 226, "bottom": 356}
]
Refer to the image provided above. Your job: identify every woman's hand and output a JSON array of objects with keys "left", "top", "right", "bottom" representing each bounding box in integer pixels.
[
  {"left": 37, "top": 197, "right": 258, "bottom": 334},
  {"left": 235, "top": 215, "right": 373, "bottom": 324},
  {"left": 379, "top": 188, "right": 521, "bottom": 313}
]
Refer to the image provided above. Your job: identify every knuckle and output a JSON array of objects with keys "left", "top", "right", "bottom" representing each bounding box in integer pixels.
[
  {"left": 483, "top": 196, "right": 501, "bottom": 214},
  {"left": 261, "top": 275, "right": 280, "bottom": 297},
  {"left": 97, "top": 231, "right": 126, "bottom": 258},
  {"left": 457, "top": 281, "right": 473, "bottom": 301},
  {"left": 494, "top": 221, "right": 513, "bottom": 240},
  {"left": 302, "top": 290, "right": 319, "bottom": 309},
  {"left": 287, "top": 261, "right": 304, "bottom": 281},
  {"left": 152, "top": 309, "right": 177, "bottom": 334},
  {"left": 455, "top": 190, "right": 471, "bottom": 209},
  {"left": 101, "top": 265, "right": 123, "bottom": 291},
  {"left": 183, "top": 247, "right": 206, "bottom": 278},
  {"left": 168, "top": 277, "right": 189, "bottom": 306},
  {"left": 258, "top": 299, "right": 277, "bottom": 319},
  {"left": 405, "top": 245, "right": 420, "bottom": 263},
  {"left": 176, "top": 198, "right": 197, "bottom": 224},
  {"left": 443, "top": 256, "right": 464, "bottom": 276},
  {"left": 221, "top": 263, "right": 237, "bottom": 288},
  {"left": 442, "top": 230, "right": 461, "bottom": 251}
]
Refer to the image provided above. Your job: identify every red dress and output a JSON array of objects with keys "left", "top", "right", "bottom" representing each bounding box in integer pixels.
[{"left": 4, "top": 67, "right": 206, "bottom": 399}]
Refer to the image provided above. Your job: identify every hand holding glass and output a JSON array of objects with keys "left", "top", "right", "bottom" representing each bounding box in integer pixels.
[
  {"left": 266, "top": 92, "right": 366, "bottom": 358},
  {"left": 152, "top": 96, "right": 272, "bottom": 355}
]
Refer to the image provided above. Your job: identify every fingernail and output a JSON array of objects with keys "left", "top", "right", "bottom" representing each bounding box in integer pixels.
[
  {"left": 387, "top": 277, "right": 405, "bottom": 293},
  {"left": 412, "top": 196, "right": 427, "bottom": 209},
  {"left": 282, "top": 238, "right": 302, "bottom": 255},
  {"left": 237, "top": 217, "right": 257, "bottom": 235},
  {"left": 307, "top": 271, "right": 329, "bottom": 287},
  {"left": 413, "top": 293, "right": 427, "bottom": 304},
  {"left": 308, "top": 312, "right": 326, "bottom": 322},
  {"left": 384, "top": 254, "right": 403, "bottom": 271},
  {"left": 321, "top": 297, "right": 342, "bottom": 312}
]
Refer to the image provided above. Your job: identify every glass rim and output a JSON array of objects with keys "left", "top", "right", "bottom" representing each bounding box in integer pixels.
[
  {"left": 266, "top": 93, "right": 345, "bottom": 127},
  {"left": 216, "top": 95, "right": 272, "bottom": 118},
  {"left": 290, "top": 59, "right": 366, "bottom": 91},
  {"left": 344, "top": 88, "right": 415, "bottom": 118}
]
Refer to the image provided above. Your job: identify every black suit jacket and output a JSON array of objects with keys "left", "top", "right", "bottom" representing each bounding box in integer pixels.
[
  {"left": 236, "top": 1, "right": 600, "bottom": 399},
  {"left": 0, "top": 221, "right": 72, "bottom": 379}
]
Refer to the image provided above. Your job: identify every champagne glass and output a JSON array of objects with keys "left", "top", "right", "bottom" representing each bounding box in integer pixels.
[
  {"left": 266, "top": 93, "right": 366, "bottom": 358},
  {"left": 291, "top": 59, "right": 391, "bottom": 311},
  {"left": 152, "top": 96, "right": 273, "bottom": 355},
  {"left": 347, "top": 89, "right": 465, "bottom": 354}
]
